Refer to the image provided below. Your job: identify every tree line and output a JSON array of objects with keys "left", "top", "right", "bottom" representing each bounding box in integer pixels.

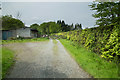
[
  {"left": 1, "top": 15, "right": 82, "bottom": 35},
  {"left": 2, "top": 1, "right": 120, "bottom": 35},
  {"left": 30, "top": 20, "right": 82, "bottom": 35}
]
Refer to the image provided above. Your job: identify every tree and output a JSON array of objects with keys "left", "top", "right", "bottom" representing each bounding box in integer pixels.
[
  {"left": 30, "top": 23, "right": 39, "bottom": 30},
  {"left": 2, "top": 15, "right": 25, "bottom": 30},
  {"left": 70, "top": 23, "right": 74, "bottom": 30},
  {"left": 37, "top": 20, "right": 74, "bottom": 35},
  {"left": 89, "top": 1, "right": 120, "bottom": 26},
  {"left": 79, "top": 24, "right": 82, "bottom": 29},
  {"left": 57, "top": 20, "right": 62, "bottom": 24},
  {"left": 57, "top": 20, "right": 75, "bottom": 32},
  {"left": 48, "top": 22, "right": 61, "bottom": 33},
  {"left": 61, "top": 20, "right": 66, "bottom": 31},
  {"left": 67, "top": 23, "right": 74, "bottom": 31},
  {"left": 38, "top": 21, "right": 61, "bottom": 35},
  {"left": 74, "top": 23, "right": 82, "bottom": 30},
  {"left": 38, "top": 22, "right": 48, "bottom": 35}
]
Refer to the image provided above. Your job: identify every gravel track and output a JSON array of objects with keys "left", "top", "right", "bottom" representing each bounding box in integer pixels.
[{"left": 4, "top": 39, "right": 91, "bottom": 78}]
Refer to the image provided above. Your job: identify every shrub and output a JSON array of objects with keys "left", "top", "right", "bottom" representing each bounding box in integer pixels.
[{"left": 53, "top": 24, "right": 120, "bottom": 62}]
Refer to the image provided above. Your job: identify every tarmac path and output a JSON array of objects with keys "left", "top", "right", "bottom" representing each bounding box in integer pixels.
[{"left": 4, "top": 39, "right": 91, "bottom": 78}]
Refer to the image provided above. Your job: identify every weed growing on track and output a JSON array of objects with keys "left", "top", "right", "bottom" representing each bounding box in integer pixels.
[{"left": 60, "top": 39, "right": 119, "bottom": 78}]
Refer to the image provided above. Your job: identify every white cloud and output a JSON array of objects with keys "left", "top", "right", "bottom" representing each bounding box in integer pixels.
[{"left": 2, "top": 0, "right": 94, "bottom": 2}]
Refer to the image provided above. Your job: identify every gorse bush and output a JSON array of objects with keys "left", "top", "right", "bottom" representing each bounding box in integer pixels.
[{"left": 52, "top": 24, "right": 120, "bottom": 62}]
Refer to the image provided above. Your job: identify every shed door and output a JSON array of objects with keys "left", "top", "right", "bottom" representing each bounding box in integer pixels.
[{"left": 2, "top": 31, "right": 12, "bottom": 40}]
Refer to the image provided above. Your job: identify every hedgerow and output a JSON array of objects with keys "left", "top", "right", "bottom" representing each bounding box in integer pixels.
[{"left": 51, "top": 24, "right": 120, "bottom": 62}]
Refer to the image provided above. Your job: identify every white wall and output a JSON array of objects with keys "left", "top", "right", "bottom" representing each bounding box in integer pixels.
[{"left": 16, "top": 28, "right": 31, "bottom": 37}]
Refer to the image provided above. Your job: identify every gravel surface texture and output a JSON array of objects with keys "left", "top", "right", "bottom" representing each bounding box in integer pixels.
[{"left": 4, "top": 39, "right": 91, "bottom": 78}]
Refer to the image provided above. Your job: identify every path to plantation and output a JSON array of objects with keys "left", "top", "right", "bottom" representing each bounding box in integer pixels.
[{"left": 4, "top": 39, "right": 91, "bottom": 78}]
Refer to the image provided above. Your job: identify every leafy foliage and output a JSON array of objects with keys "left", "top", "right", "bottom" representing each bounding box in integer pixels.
[
  {"left": 101, "top": 25, "right": 120, "bottom": 62},
  {"left": 30, "top": 23, "right": 39, "bottom": 30},
  {"left": 30, "top": 20, "right": 82, "bottom": 35},
  {"left": 74, "top": 23, "right": 82, "bottom": 30},
  {"left": 38, "top": 22, "right": 61, "bottom": 35},
  {"left": 2, "top": 15, "right": 25, "bottom": 30},
  {"left": 89, "top": 1, "right": 120, "bottom": 26},
  {"left": 53, "top": 24, "right": 120, "bottom": 62}
]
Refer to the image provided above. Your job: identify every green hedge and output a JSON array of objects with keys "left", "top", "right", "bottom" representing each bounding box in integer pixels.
[{"left": 52, "top": 24, "right": 120, "bottom": 62}]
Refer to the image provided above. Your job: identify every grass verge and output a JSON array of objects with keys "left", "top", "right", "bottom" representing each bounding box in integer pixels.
[
  {"left": 60, "top": 39, "right": 119, "bottom": 78},
  {"left": 2, "top": 47, "right": 15, "bottom": 78},
  {"left": 1, "top": 38, "right": 49, "bottom": 78},
  {"left": 2, "top": 37, "right": 49, "bottom": 44},
  {"left": 0, "top": 47, "right": 2, "bottom": 79}
]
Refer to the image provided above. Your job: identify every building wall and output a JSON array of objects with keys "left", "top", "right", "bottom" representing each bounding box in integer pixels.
[
  {"left": 16, "top": 28, "right": 31, "bottom": 37},
  {"left": 11, "top": 30, "right": 17, "bottom": 37},
  {"left": 30, "top": 31, "right": 38, "bottom": 38},
  {"left": 1, "top": 28, "right": 38, "bottom": 40}
]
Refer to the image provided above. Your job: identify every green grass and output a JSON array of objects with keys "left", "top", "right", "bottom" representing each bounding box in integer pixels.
[
  {"left": 2, "top": 37, "right": 49, "bottom": 44},
  {"left": 0, "top": 47, "right": 2, "bottom": 80},
  {"left": 2, "top": 47, "right": 15, "bottom": 78},
  {"left": 1, "top": 38, "right": 49, "bottom": 78},
  {"left": 1, "top": 37, "right": 49, "bottom": 78},
  {"left": 60, "top": 39, "right": 119, "bottom": 78}
]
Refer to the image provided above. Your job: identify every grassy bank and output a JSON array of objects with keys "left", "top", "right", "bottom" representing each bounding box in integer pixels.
[
  {"left": 0, "top": 47, "right": 2, "bottom": 79},
  {"left": 2, "top": 47, "right": 15, "bottom": 78},
  {"left": 60, "top": 39, "right": 119, "bottom": 78},
  {"left": 2, "top": 37, "right": 49, "bottom": 44}
]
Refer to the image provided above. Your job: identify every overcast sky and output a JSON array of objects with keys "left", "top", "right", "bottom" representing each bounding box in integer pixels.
[
  {"left": 2, "top": 0, "right": 94, "bottom": 2},
  {"left": 2, "top": 2, "right": 96, "bottom": 28}
]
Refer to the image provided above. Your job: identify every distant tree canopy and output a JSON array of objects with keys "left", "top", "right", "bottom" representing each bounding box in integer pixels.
[
  {"left": 74, "top": 23, "right": 82, "bottom": 30},
  {"left": 30, "top": 23, "right": 39, "bottom": 30},
  {"left": 38, "top": 22, "right": 61, "bottom": 35},
  {"left": 57, "top": 20, "right": 72, "bottom": 32},
  {"left": 30, "top": 20, "right": 82, "bottom": 35},
  {"left": 2, "top": 15, "right": 25, "bottom": 30},
  {"left": 57, "top": 20, "right": 82, "bottom": 32},
  {"left": 2, "top": 15, "right": 83, "bottom": 35},
  {"left": 89, "top": 1, "right": 120, "bottom": 26}
]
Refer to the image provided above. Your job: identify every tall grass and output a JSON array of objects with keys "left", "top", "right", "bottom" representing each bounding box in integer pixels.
[
  {"left": 2, "top": 47, "right": 15, "bottom": 78},
  {"left": 60, "top": 39, "right": 119, "bottom": 78}
]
